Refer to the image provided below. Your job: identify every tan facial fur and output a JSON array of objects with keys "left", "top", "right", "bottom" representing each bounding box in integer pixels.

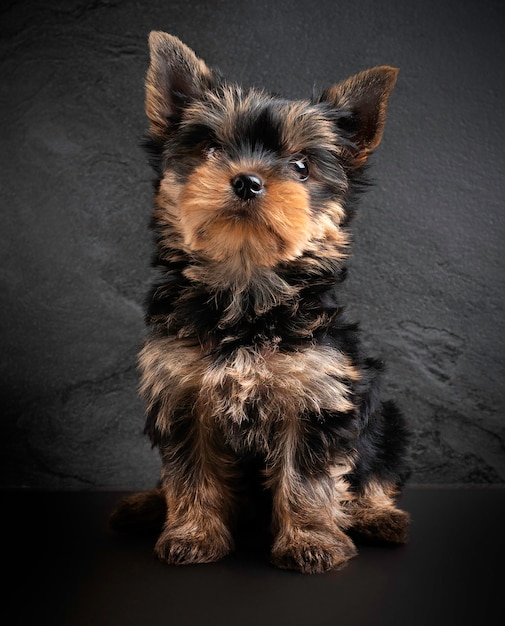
[
  {"left": 151, "top": 161, "right": 350, "bottom": 289},
  {"left": 177, "top": 159, "right": 310, "bottom": 270}
]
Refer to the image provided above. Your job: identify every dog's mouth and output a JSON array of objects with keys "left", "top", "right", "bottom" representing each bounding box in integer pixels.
[{"left": 221, "top": 197, "right": 263, "bottom": 221}]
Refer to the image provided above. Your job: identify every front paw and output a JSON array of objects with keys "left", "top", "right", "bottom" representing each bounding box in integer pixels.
[
  {"left": 155, "top": 531, "right": 232, "bottom": 565},
  {"left": 271, "top": 530, "right": 357, "bottom": 574}
]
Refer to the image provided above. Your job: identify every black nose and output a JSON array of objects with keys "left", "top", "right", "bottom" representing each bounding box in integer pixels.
[{"left": 231, "top": 173, "right": 264, "bottom": 200}]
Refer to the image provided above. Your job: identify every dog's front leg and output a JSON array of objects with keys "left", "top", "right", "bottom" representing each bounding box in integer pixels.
[
  {"left": 266, "top": 429, "right": 357, "bottom": 574},
  {"left": 154, "top": 421, "right": 237, "bottom": 566}
]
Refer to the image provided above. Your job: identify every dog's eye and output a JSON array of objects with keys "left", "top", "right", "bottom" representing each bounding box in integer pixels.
[{"left": 290, "top": 157, "right": 309, "bottom": 181}]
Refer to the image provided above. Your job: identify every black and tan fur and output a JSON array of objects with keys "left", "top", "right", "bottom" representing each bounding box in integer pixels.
[{"left": 110, "top": 32, "right": 410, "bottom": 574}]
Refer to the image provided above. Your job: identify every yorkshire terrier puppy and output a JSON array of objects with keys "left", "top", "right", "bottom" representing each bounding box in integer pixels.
[{"left": 110, "top": 31, "right": 410, "bottom": 574}]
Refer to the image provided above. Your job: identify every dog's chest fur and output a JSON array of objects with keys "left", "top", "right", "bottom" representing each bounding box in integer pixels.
[{"left": 140, "top": 336, "right": 359, "bottom": 453}]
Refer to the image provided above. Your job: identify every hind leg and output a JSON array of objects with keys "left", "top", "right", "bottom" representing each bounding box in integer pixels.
[
  {"left": 350, "top": 479, "right": 410, "bottom": 543},
  {"left": 349, "top": 397, "right": 410, "bottom": 543}
]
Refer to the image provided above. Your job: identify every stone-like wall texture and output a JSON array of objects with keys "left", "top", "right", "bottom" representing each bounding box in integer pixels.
[{"left": 1, "top": 0, "right": 504, "bottom": 487}]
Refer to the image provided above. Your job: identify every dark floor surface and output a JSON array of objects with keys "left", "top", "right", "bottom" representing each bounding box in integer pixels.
[{"left": 3, "top": 487, "right": 504, "bottom": 626}]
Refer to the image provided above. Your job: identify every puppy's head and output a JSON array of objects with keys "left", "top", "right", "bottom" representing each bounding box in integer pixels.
[{"left": 145, "top": 32, "right": 397, "bottom": 280}]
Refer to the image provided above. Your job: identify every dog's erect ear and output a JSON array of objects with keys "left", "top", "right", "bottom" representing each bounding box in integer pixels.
[
  {"left": 146, "top": 32, "right": 216, "bottom": 138},
  {"left": 320, "top": 66, "right": 398, "bottom": 168}
]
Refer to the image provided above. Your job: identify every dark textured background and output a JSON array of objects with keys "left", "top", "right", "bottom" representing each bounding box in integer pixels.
[{"left": 1, "top": 0, "right": 504, "bottom": 488}]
